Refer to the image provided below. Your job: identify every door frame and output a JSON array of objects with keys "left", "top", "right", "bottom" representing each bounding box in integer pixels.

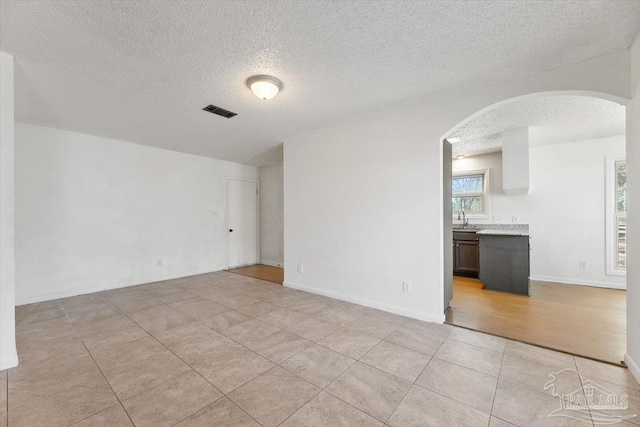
[{"left": 225, "top": 177, "right": 260, "bottom": 270}]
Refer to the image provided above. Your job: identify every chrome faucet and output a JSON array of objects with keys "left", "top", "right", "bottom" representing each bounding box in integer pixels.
[{"left": 457, "top": 210, "right": 468, "bottom": 228}]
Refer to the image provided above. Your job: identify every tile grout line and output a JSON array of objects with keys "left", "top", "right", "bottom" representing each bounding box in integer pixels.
[
  {"left": 275, "top": 358, "right": 376, "bottom": 426},
  {"left": 170, "top": 395, "right": 262, "bottom": 427},
  {"left": 19, "top": 274, "right": 563, "bottom": 426},
  {"left": 12, "top": 276, "right": 278, "bottom": 426},
  {"left": 384, "top": 325, "right": 454, "bottom": 425},
  {"left": 57, "top": 297, "right": 134, "bottom": 425},
  {"left": 69, "top": 404, "right": 123, "bottom": 426},
  {"left": 200, "top": 282, "right": 401, "bottom": 425},
  {"left": 6, "top": 295, "right": 104, "bottom": 425},
  {"left": 269, "top": 379, "right": 322, "bottom": 426},
  {"left": 277, "top": 341, "right": 406, "bottom": 424},
  {"left": 573, "top": 355, "right": 598, "bottom": 427},
  {"left": 307, "top": 340, "right": 437, "bottom": 425},
  {"left": 78, "top": 342, "right": 137, "bottom": 427},
  {"left": 163, "top": 284, "right": 401, "bottom": 372},
  {"left": 449, "top": 322, "right": 625, "bottom": 368},
  {"left": 214, "top": 289, "right": 358, "bottom": 425},
  {"left": 487, "top": 345, "right": 507, "bottom": 425},
  {"left": 492, "top": 349, "right": 592, "bottom": 404},
  {"left": 110, "top": 294, "right": 271, "bottom": 426},
  {"left": 97, "top": 296, "right": 231, "bottom": 421},
  {"left": 227, "top": 367, "right": 311, "bottom": 427},
  {"left": 88, "top": 292, "right": 354, "bottom": 423},
  {"left": 170, "top": 284, "right": 475, "bottom": 425}
]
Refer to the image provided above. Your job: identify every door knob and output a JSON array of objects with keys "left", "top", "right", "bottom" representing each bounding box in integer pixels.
[{"left": 229, "top": 229, "right": 233, "bottom": 232}]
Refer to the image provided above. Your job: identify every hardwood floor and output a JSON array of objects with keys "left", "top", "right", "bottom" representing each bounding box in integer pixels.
[
  {"left": 229, "top": 264, "right": 284, "bottom": 284},
  {"left": 446, "top": 276, "right": 626, "bottom": 365}
]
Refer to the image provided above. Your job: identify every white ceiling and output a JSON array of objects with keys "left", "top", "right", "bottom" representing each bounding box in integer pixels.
[
  {"left": 1, "top": 1, "right": 639, "bottom": 166},
  {"left": 448, "top": 95, "right": 626, "bottom": 157}
]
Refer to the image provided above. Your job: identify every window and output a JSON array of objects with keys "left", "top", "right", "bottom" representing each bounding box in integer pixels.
[
  {"left": 615, "top": 161, "right": 626, "bottom": 269},
  {"left": 606, "top": 155, "right": 626, "bottom": 276},
  {"left": 452, "top": 169, "right": 490, "bottom": 217}
]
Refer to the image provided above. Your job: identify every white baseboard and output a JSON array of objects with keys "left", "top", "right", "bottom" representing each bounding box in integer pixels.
[
  {"left": 0, "top": 353, "right": 19, "bottom": 370},
  {"left": 260, "top": 260, "right": 284, "bottom": 268},
  {"left": 16, "top": 266, "right": 227, "bottom": 306},
  {"left": 530, "top": 275, "right": 626, "bottom": 290},
  {"left": 624, "top": 353, "right": 640, "bottom": 384},
  {"left": 283, "top": 280, "right": 445, "bottom": 324}
]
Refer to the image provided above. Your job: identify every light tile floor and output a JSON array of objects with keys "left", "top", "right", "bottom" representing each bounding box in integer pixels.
[{"left": 4, "top": 271, "right": 638, "bottom": 426}]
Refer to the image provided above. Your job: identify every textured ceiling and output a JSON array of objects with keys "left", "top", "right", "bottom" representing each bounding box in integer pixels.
[
  {"left": 448, "top": 95, "right": 626, "bottom": 157},
  {"left": 1, "top": 1, "right": 639, "bottom": 166}
]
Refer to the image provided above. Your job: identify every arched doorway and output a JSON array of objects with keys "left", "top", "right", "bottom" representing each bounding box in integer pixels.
[{"left": 440, "top": 91, "right": 628, "bottom": 365}]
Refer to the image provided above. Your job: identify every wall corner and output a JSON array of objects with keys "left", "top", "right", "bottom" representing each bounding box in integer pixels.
[{"left": 0, "top": 51, "right": 18, "bottom": 370}]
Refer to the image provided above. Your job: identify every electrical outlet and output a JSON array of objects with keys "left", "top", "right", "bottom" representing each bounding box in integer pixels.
[
  {"left": 298, "top": 264, "right": 304, "bottom": 273},
  {"left": 157, "top": 258, "right": 162, "bottom": 267},
  {"left": 512, "top": 216, "right": 519, "bottom": 223},
  {"left": 402, "top": 281, "right": 412, "bottom": 293},
  {"left": 493, "top": 216, "right": 502, "bottom": 223},
  {"left": 212, "top": 210, "right": 220, "bottom": 217},
  {"left": 131, "top": 263, "right": 136, "bottom": 270},
  {"left": 579, "top": 261, "right": 587, "bottom": 270}
]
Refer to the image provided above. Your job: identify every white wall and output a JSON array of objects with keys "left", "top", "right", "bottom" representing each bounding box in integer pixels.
[
  {"left": 259, "top": 163, "right": 284, "bottom": 267},
  {"left": 0, "top": 52, "right": 18, "bottom": 370},
  {"left": 15, "top": 123, "right": 258, "bottom": 304},
  {"left": 284, "top": 49, "right": 632, "bottom": 324},
  {"left": 453, "top": 135, "right": 626, "bottom": 289},
  {"left": 625, "top": 32, "right": 640, "bottom": 382},
  {"left": 285, "top": 114, "right": 444, "bottom": 321},
  {"left": 501, "top": 128, "right": 530, "bottom": 195}
]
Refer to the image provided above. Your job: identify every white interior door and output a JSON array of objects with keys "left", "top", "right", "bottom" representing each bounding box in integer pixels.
[{"left": 228, "top": 179, "right": 258, "bottom": 268}]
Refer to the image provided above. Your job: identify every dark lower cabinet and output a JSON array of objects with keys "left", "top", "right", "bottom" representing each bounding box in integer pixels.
[
  {"left": 453, "top": 232, "right": 479, "bottom": 278},
  {"left": 479, "top": 234, "right": 530, "bottom": 296}
]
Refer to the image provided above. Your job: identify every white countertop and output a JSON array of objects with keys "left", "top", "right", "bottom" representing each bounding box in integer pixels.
[{"left": 476, "top": 229, "right": 530, "bottom": 236}]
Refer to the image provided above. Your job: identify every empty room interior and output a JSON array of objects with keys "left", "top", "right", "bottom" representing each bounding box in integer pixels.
[{"left": 0, "top": 1, "right": 639, "bottom": 426}]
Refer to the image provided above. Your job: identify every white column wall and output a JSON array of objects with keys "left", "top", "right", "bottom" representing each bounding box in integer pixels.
[
  {"left": 0, "top": 52, "right": 18, "bottom": 370},
  {"left": 625, "top": 33, "right": 640, "bottom": 382},
  {"left": 259, "top": 163, "right": 284, "bottom": 267}
]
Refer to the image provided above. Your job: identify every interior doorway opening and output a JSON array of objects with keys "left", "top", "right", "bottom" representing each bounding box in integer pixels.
[
  {"left": 441, "top": 93, "right": 627, "bottom": 365},
  {"left": 226, "top": 176, "right": 285, "bottom": 285},
  {"left": 227, "top": 178, "right": 259, "bottom": 269},
  {"left": 228, "top": 264, "right": 284, "bottom": 284}
]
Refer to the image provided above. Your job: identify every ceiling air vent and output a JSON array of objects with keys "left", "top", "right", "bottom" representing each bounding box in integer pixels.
[{"left": 202, "top": 104, "right": 237, "bottom": 118}]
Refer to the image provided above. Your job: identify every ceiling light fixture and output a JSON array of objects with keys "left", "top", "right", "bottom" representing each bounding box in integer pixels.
[
  {"left": 457, "top": 155, "right": 466, "bottom": 159},
  {"left": 448, "top": 137, "right": 461, "bottom": 143},
  {"left": 246, "top": 75, "right": 282, "bottom": 100}
]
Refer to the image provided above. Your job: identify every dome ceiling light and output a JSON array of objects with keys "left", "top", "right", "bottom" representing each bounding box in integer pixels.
[{"left": 246, "top": 75, "right": 282, "bottom": 100}]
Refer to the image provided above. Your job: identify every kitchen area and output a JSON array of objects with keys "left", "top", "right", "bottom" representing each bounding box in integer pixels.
[
  {"left": 442, "top": 94, "right": 627, "bottom": 365},
  {"left": 452, "top": 220, "right": 530, "bottom": 296}
]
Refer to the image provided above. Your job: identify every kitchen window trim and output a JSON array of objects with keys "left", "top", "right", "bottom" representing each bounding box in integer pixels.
[
  {"left": 452, "top": 168, "right": 491, "bottom": 220},
  {"left": 605, "top": 154, "right": 626, "bottom": 277}
]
